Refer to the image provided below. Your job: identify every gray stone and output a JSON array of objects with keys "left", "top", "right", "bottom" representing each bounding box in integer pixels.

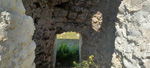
[
  {"left": 0, "top": 0, "right": 36, "bottom": 68},
  {"left": 112, "top": 0, "right": 150, "bottom": 68}
]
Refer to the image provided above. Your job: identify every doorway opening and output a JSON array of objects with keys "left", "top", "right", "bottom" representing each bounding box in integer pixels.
[{"left": 54, "top": 32, "right": 82, "bottom": 68}]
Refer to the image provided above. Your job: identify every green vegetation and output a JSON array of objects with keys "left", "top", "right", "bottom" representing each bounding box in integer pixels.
[
  {"left": 56, "top": 32, "right": 80, "bottom": 67},
  {"left": 73, "top": 55, "right": 98, "bottom": 68},
  {"left": 56, "top": 32, "right": 98, "bottom": 68},
  {"left": 56, "top": 42, "right": 79, "bottom": 66}
]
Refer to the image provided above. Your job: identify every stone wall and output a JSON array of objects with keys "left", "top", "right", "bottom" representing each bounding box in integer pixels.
[
  {"left": 112, "top": 0, "right": 150, "bottom": 68},
  {"left": 1, "top": 0, "right": 150, "bottom": 68},
  {"left": 23, "top": 0, "right": 121, "bottom": 68},
  {"left": 0, "top": 0, "right": 36, "bottom": 68}
]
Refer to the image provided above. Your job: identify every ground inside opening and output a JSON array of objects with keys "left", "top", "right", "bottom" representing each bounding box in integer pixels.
[{"left": 55, "top": 32, "right": 80, "bottom": 68}]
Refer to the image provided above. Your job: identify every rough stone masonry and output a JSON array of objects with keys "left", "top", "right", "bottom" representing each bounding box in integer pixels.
[
  {"left": 0, "top": 0, "right": 150, "bottom": 68},
  {"left": 112, "top": 0, "right": 150, "bottom": 68},
  {"left": 22, "top": 0, "right": 120, "bottom": 67},
  {"left": 0, "top": 0, "right": 36, "bottom": 68}
]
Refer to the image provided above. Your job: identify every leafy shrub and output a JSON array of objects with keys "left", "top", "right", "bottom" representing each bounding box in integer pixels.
[
  {"left": 56, "top": 42, "right": 79, "bottom": 66},
  {"left": 73, "top": 55, "right": 98, "bottom": 68}
]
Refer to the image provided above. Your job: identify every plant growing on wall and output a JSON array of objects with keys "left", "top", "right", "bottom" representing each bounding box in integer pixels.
[{"left": 73, "top": 55, "right": 98, "bottom": 68}]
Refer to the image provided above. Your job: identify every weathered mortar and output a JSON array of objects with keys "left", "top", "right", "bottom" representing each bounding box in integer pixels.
[{"left": 23, "top": 0, "right": 121, "bottom": 68}]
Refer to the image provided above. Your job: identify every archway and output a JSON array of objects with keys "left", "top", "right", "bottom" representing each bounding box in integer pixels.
[{"left": 22, "top": 0, "right": 121, "bottom": 68}]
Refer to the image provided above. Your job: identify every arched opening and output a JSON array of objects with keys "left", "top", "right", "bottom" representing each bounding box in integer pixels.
[
  {"left": 22, "top": 0, "right": 122, "bottom": 68},
  {"left": 54, "top": 32, "right": 82, "bottom": 68}
]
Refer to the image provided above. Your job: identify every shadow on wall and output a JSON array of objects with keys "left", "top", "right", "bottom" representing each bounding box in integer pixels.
[
  {"left": 88, "top": 0, "right": 122, "bottom": 67},
  {"left": 62, "top": 0, "right": 122, "bottom": 67},
  {"left": 22, "top": 0, "right": 122, "bottom": 68}
]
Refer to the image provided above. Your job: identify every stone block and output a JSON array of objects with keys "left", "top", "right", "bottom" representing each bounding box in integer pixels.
[
  {"left": 68, "top": 12, "right": 77, "bottom": 19},
  {"left": 54, "top": 17, "right": 67, "bottom": 22}
]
